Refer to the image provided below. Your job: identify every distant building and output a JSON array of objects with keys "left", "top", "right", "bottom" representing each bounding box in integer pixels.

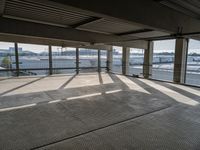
[{"left": 0, "top": 47, "right": 23, "bottom": 56}]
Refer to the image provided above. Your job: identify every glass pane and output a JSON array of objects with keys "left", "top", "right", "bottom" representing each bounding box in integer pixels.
[
  {"left": 112, "top": 46, "right": 122, "bottom": 74},
  {"left": 152, "top": 40, "right": 175, "bottom": 81},
  {"left": 100, "top": 50, "right": 107, "bottom": 72},
  {"left": 129, "top": 48, "right": 144, "bottom": 76},
  {"left": 186, "top": 39, "right": 200, "bottom": 86},
  {"left": 18, "top": 43, "right": 49, "bottom": 76},
  {"left": 79, "top": 48, "right": 98, "bottom": 72},
  {"left": 0, "top": 42, "right": 16, "bottom": 77},
  {"left": 52, "top": 46, "right": 76, "bottom": 74}
]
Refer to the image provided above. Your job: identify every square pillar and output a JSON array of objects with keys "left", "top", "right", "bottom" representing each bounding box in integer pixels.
[
  {"left": 48, "top": 45, "right": 53, "bottom": 75},
  {"left": 143, "top": 41, "right": 153, "bottom": 79},
  {"left": 122, "top": 47, "right": 130, "bottom": 75},
  {"left": 107, "top": 48, "right": 113, "bottom": 72},
  {"left": 173, "top": 38, "right": 188, "bottom": 83}
]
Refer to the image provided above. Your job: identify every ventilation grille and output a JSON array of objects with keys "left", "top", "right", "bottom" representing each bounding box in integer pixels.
[{"left": 4, "top": 0, "right": 95, "bottom": 26}]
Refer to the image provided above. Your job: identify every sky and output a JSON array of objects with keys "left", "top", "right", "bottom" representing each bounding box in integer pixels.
[
  {"left": 0, "top": 39, "right": 200, "bottom": 54},
  {"left": 153, "top": 39, "right": 200, "bottom": 53},
  {"left": 153, "top": 39, "right": 175, "bottom": 52}
]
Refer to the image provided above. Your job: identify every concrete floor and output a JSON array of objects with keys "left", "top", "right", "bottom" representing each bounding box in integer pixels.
[{"left": 0, "top": 73, "right": 200, "bottom": 150}]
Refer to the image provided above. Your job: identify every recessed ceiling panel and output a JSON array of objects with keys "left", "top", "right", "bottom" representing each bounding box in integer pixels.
[{"left": 78, "top": 19, "right": 144, "bottom": 34}]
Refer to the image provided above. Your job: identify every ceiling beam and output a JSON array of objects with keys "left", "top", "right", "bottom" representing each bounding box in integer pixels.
[
  {"left": 0, "top": 33, "right": 89, "bottom": 47},
  {"left": 0, "top": 17, "right": 126, "bottom": 44},
  {"left": 109, "top": 40, "right": 148, "bottom": 49}
]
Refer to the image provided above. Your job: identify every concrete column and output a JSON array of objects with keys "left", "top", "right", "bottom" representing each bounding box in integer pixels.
[
  {"left": 76, "top": 47, "right": 79, "bottom": 74},
  {"left": 143, "top": 41, "right": 153, "bottom": 79},
  {"left": 122, "top": 47, "right": 130, "bottom": 75},
  {"left": 48, "top": 45, "right": 53, "bottom": 75},
  {"left": 14, "top": 42, "right": 19, "bottom": 77},
  {"left": 107, "top": 48, "right": 113, "bottom": 72},
  {"left": 173, "top": 38, "right": 188, "bottom": 83},
  {"left": 98, "top": 49, "right": 101, "bottom": 72}
]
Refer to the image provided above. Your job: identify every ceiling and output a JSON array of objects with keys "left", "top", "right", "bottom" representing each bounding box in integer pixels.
[
  {"left": 0, "top": 0, "right": 200, "bottom": 46},
  {"left": 1, "top": 0, "right": 170, "bottom": 42}
]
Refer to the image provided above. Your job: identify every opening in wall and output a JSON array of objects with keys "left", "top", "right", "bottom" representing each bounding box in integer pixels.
[
  {"left": 186, "top": 39, "right": 200, "bottom": 86},
  {"left": 18, "top": 43, "right": 49, "bottom": 76},
  {"left": 52, "top": 46, "right": 76, "bottom": 74},
  {"left": 151, "top": 39, "right": 175, "bottom": 81},
  {"left": 79, "top": 48, "right": 98, "bottom": 73},
  {"left": 112, "top": 46, "right": 122, "bottom": 74},
  {"left": 0, "top": 42, "right": 16, "bottom": 77},
  {"left": 128, "top": 48, "right": 144, "bottom": 77}
]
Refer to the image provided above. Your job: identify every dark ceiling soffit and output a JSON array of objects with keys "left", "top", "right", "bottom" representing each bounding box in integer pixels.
[
  {"left": 157, "top": 0, "right": 200, "bottom": 19},
  {"left": 71, "top": 17, "right": 102, "bottom": 28},
  {"left": 116, "top": 29, "right": 154, "bottom": 36}
]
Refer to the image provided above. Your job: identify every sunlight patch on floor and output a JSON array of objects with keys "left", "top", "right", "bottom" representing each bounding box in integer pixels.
[
  {"left": 101, "top": 73, "right": 114, "bottom": 84},
  {"left": 65, "top": 73, "right": 113, "bottom": 89},
  {"left": 2, "top": 76, "right": 72, "bottom": 96},
  {"left": 139, "top": 79, "right": 199, "bottom": 106},
  {"left": 0, "top": 78, "right": 38, "bottom": 95},
  {"left": 116, "top": 75, "right": 150, "bottom": 94},
  {"left": 167, "top": 83, "right": 200, "bottom": 97}
]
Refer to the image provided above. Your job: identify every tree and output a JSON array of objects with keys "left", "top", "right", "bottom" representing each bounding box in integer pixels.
[{"left": 1, "top": 56, "right": 11, "bottom": 69}]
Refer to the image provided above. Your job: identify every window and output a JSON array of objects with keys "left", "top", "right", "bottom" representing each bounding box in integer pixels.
[
  {"left": 186, "top": 39, "right": 200, "bottom": 86},
  {"left": 112, "top": 46, "right": 122, "bottom": 74},
  {"left": 152, "top": 40, "right": 175, "bottom": 81},
  {"left": 52, "top": 46, "right": 76, "bottom": 74},
  {"left": 18, "top": 43, "right": 49, "bottom": 76},
  {"left": 129, "top": 48, "right": 144, "bottom": 76},
  {"left": 0, "top": 42, "right": 16, "bottom": 77},
  {"left": 79, "top": 48, "right": 98, "bottom": 72}
]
